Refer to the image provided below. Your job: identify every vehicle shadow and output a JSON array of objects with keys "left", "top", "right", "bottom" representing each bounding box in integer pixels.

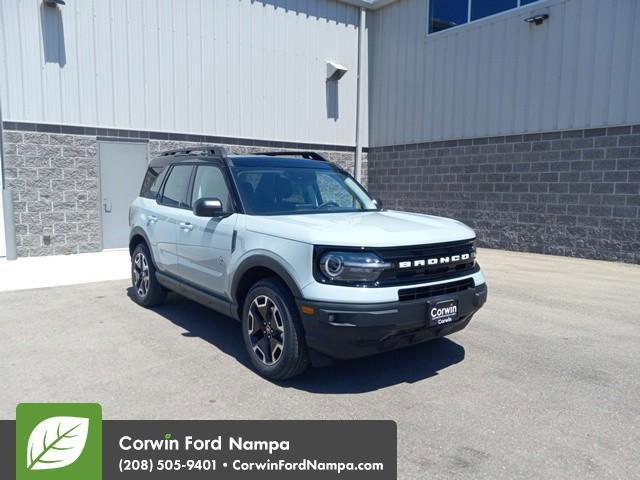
[
  {"left": 281, "top": 338, "right": 465, "bottom": 394},
  {"left": 128, "top": 289, "right": 466, "bottom": 394},
  {"left": 127, "top": 288, "right": 254, "bottom": 370}
]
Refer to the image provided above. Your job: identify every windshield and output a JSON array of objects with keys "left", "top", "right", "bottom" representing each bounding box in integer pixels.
[{"left": 230, "top": 166, "right": 378, "bottom": 215}]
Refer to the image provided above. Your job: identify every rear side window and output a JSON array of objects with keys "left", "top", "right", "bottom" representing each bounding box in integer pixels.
[
  {"left": 159, "top": 165, "right": 193, "bottom": 208},
  {"left": 140, "top": 166, "right": 166, "bottom": 199}
]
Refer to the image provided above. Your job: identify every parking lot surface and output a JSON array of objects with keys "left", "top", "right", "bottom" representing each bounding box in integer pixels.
[{"left": 1, "top": 248, "right": 639, "bottom": 479}]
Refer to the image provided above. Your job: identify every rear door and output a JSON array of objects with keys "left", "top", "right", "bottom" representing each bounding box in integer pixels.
[
  {"left": 176, "top": 164, "right": 237, "bottom": 296},
  {"left": 137, "top": 165, "right": 168, "bottom": 264},
  {"left": 153, "top": 164, "right": 194, "bottom": 275}
]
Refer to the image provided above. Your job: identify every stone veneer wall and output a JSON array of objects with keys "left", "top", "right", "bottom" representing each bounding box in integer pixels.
[
  {"left": 1, "top": 126, "right": 367, "bottom": 257},
  {"left": 2, "top": 130, "right": 100, "bottom": 257},
  {"left": 367, "top": 125, "right": 640, "bottom": 264}
]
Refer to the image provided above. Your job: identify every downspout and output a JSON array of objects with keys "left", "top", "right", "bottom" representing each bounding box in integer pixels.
[
  {"left": 354, "top": 7, "right": 365, "bottom": 182},
  {"left": 0, "top": 97, "right": 17, "bottom": 260}
]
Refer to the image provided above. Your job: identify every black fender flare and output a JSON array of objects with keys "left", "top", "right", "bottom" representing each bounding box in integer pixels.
[
  {"left": 129, "top": 227, "right": 156, "bottom": 264},
  {"left": 230, "top": 255, "right": 303, "bottom": 306}
]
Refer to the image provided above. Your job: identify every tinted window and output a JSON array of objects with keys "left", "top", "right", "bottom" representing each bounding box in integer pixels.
[
  {"left": 140, "top": 166, "right": 167, "bottom": 199},
  {"left": 231, "top": 166, "right": 377, "bottom": 215},
  {"left": 521, "top": 0, "right": 539, "bottom": 4},
  {"left": 191, "top": 166, "right": 233, "bottom": 211},
  {"left": 471, "top": 0, "right": 517, "bottom": 20},
  {"left": 316, "top": 173, "right": 357, "bottom": 208},
  {"left": 160, "top": 165, "right": 193, "bottom": 208},
  {"left": 429, "top": 0, "right": 468, "bottom": 33}
]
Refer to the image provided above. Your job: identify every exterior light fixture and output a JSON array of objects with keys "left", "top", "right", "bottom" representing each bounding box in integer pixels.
[
  {"left": 327, "top": 62, "right": 348, "bottom": 81},
  {"left": 524, "top": 14, "right": 549, "bottom": 25},
  {"left": 44, "top": 0, "right": 65, "bottom": 7}
]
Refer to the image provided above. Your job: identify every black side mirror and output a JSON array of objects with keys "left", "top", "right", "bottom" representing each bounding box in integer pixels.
[
  {"left": 373, "top": 198, "right": 383, "bottom": 209},
  {"left": 193, "top": 197, "right": 224, "bottom": 217}
]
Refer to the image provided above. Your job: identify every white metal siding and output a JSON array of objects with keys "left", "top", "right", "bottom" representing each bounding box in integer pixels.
[
  {"left": 369, "top": 0, "right": 640, "bottom": 146},
  {"left": 0, "top": 0, "right": 368, "bottom": 147}
]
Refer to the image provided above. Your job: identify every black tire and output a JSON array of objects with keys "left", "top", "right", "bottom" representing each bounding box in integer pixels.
[
  {"left": 241, "top": 278, "right": 310, "bottom": 380},
  {"left": 131, "top": 243, "right": 167, "bottom": 307}
]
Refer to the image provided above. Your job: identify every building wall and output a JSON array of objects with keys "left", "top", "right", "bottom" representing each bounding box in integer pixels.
[
  {"left": 1, "top": 129, "right": 99, "bottom": 257},
  {"left": 369, "top": 0, "right": 640, "bottom": 147},
  {"left": 0, "top": 0, "right": 369, "bottom": 258},
  {"left": 0, "top": 0, "right": 367, "bottom": 147},
  {"left": 365, "top": 0, "right": 640, "bottom": 263},
  {"left": 367, "top": 126, "right": 640, "bottom": 263},
  {"left": 2, "top": 0, "right": 639, "bottom": 263},
  {"left": 2, "top": 125, "right": 366, "bottom": 257}
]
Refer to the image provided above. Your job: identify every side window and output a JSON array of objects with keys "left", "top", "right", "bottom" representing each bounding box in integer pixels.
[
  {"left": 191, "top": 166, "right": 233, "bottom": 211},
  {"left": 139, "top": 166, "right": 166, "bottom": 199},
  {"left": 160, "top": 165, "right": 193, "bottom": 208}
]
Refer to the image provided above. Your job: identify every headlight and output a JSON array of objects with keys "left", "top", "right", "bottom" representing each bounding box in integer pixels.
[{"left": 318, "top": 251, "right": 392, "bottom": 284}]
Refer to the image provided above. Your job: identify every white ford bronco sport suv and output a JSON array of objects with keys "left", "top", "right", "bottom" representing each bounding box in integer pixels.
[{"left": 129, "top": 146, "right": 487, "bottom": 379}]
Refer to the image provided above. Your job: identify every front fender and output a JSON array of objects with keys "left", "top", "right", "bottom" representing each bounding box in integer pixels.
[{"left": 230, "top": 253, "right": 304, "bottom": 303}]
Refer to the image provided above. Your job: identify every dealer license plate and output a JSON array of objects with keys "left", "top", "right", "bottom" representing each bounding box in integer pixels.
[{"left": 427, "top": 299, "right": 458, "bottom": 327}]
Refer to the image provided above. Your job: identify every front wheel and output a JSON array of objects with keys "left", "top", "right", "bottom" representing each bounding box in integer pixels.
[
  {"left": 131, "top": 243, "right": 167, "bottom": 307},
  {"left": 241, "top": 278, "right": 310, "bottom": 380}
]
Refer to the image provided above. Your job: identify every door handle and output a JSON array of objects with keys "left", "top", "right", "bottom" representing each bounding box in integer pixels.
[
  {"left": 179, "top": 222, "right": 193, "bottom": 232},
  {"left": 103, "top": 198, "right": 112, "bottom": 213}
]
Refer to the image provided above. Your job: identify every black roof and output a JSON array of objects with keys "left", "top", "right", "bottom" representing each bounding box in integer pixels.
[
  {"left": 149, "top": 154, "right": 212, "bottom": 168},
  {"left": 149, "top": 146, "right": 333, "bottom": 169},
  {"left": 227, "top": 156, "right": 332, "bottom": 169}
]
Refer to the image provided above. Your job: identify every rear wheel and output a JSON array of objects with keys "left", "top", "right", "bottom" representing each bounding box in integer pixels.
[
  {"left": 131, "top": 243, "right": 167, "bottom": 307},
  {"left": 242, "top": 278, "right": 309, "bottom": 380}
]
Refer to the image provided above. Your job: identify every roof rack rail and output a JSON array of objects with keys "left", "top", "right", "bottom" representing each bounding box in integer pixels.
[
  {"left": 251, "top": 151, "right": 328, "bottom": 161},
  {"left": 159, "top": 145, "right": 228, "bottom": 158}
]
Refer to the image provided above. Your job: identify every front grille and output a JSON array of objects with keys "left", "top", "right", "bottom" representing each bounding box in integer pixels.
[
  {"left": 398, "top": 278, "right": 475, "bottom": 302},
  {"left": 375, "top": 238, "right": 477, "bottom": 287}
]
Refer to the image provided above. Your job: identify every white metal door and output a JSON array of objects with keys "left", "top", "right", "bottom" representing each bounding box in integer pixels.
[{"left": 98, "top": 142, "right": 148, "bottom": 249}]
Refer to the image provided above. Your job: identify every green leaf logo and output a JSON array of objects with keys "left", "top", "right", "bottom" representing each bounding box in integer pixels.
[{"left": 26, "top": 416, "right": 89, "bottom": 471}]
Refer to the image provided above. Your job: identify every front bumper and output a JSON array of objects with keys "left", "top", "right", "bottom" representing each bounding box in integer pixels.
[{"left": 297, "top": 282, "right": 487, "bottom": 360}]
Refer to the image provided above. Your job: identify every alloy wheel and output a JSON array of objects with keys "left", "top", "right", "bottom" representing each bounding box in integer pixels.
[
  {"left": 247, "top": 295, "right": 285, "bottom": 366},
  {"left": 133, "top": 252, "right": 150, "bottom": 298}
]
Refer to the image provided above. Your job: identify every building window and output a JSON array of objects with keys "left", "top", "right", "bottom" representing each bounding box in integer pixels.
[
  {"left": 429, "top": 0, "right": 469, "bottom": 33},
  {"left": 429, "top": 0, "right": 541, "bottom": 34}
]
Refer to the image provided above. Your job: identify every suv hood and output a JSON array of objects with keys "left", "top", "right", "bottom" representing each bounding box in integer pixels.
[{"left": 244, "top": 210, "right": 475, "bottom": 247}]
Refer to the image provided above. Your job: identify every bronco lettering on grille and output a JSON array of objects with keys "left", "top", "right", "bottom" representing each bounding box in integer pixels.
[{"left": 398, "top": 253, "right": 471, "bottom": 269}]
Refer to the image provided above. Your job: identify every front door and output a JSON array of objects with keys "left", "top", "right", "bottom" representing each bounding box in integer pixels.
[
  {"left": 176, "top": 164, "right": 237, "bottom": 296},
  {"left": 98, "top": 142, "right": 148, "bottom": 249}
]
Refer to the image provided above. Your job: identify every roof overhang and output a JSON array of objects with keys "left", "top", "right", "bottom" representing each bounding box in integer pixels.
[{"left": 337, "top": 0, "right": 399, "bottom": 10}]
